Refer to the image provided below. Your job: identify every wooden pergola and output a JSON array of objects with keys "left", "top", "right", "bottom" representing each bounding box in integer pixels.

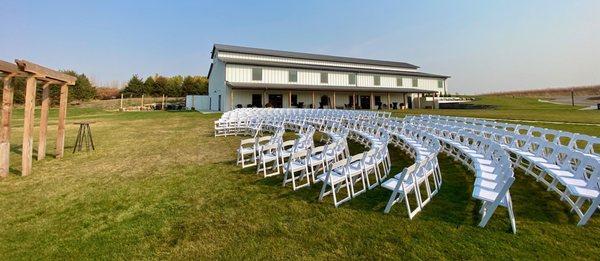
[{"left": 0, "top": 59, "right": 76, "bottom": 177}]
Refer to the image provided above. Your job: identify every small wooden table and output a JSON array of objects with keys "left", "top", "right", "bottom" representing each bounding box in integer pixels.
[{"left": 73, "top": 121, "right": 95, "bottom": 153}]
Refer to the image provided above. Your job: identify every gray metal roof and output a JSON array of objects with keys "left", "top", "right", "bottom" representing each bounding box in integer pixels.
[
  {"left": 212, "top": 44, "right": 420, "bottom": 69},
  {"left": 226, "top": 82, "right": 438, "bottom": 93}
]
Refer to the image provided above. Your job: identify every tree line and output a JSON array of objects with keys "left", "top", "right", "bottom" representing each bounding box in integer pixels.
[
  {"left": 0, "top": 70, "right": 96, "bottom": 105},
  {"left": 0, "top": 72, "right": 209, "bottom": 104},
  {"left": 121, "top": 74, "right": 208, "bottom": 97}
]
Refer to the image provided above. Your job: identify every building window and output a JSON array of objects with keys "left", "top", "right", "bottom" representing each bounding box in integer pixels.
[
  {"left": 437, "top": 79, "right": 444, "bottom": 88},
  {"left": 320, "top": 72, "right": 328, "bottom": 84},
  {"left": 374, "top": 76, "right": 380, "bottom": 86},
  {"left": 348, "top": 74, "right": 356, "bottom": 85},
  {"left": 291, "top": 94, "right": 298, "bottom": 106},
  {"left": 251, "top": 94, "right": 262, "bottom": 107},
  {"left": 396, "top": 77, "right": 403, "bottom": 87},
  {"left": 252, "top": 68, "right": 262, "bottom": 81},
  {"left": 412, "top": 78, "right": 418, "bottom": 87},
  {"left": 289, "top": 70, "right": 297, "bottom": 83}
]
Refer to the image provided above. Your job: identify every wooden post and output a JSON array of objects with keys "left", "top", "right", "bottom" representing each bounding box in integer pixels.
[
  {"left": 22, "top": 76, "right": 37, "bottom": 176},
  {"left": 288, "top": 91, "right": 292, "bottom": 108},
  {"left": 332, "top": 91, "right": 336, "bottom": 109},
  {"left": 370, "top": 92, "right": 374, "bottom": 110},
  {"left": 162, "top": 94, "right": 165, "bottom": 110},
  {"left": 387, "top": 93, "right": 391, "bottom": 109},
  {"left": 571, "top": 89, "right": 574, "bottom": 106},
  {"left": 37, "top": 82, "right": 51, "bottom": 161},
  {"left": 141, "top": 94, "right": 144, "bottom": 108},
  {"left": 417, "top": 93, "right": 421, "bottom": 109},
  {"left": 312, "top": 91, "right": 315, "bottom": 109},
  {"left": 352, "top": 92, "right": 356, "bottom": 109},
  {"left": 120, "top": 93, "right": 123, "bottom": 110},
  {"left": 55, "top": 84, "right": 68, "bottom": 159},
  {"left": 403, "top": 93, "right": 406, "bottom": 109},
  {"left": 262, "top": 90, "right": 267, "bottom": 106},
  {"left": 0, "top": 75, "right": 15, "bottom": 177}
]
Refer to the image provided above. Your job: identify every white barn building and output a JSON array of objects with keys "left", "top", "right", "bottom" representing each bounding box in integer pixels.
[{"left": 207, "top": 44, "right": 449, "bottom": 111}]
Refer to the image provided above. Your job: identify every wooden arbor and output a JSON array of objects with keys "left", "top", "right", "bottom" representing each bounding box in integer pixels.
[{"left": 0, "top": 59, "right": 76, "bottom": 177}]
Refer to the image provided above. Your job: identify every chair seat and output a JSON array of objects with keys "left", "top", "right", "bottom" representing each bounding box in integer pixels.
[
  {"left": 476, "top": 170, "right": 499, "bottom": 181},
  {"left": 477, "top": 164, "right": 495, "bottom": 173},
  {"left": 547, "top": 169, "right": 575, "bottom": 178},
  {"left": 238, "top": 147, "right": 255, "bottom": 154},
  {"left": 567, "top": 185, "right": 600, "bottom": 198},
  {"left": 475, "top": 178, "right": 499, "bottom": 190},
  {"left": 472, "top": 186, "right": 506, "bottom": 205},
  {"left": 261, "top": 154, "right": 278, "bottom": 162},
  {"left": 381, "top": 178, "right": 414, "bottom": 191},
  {"left": 557, "top": 176, "right": 587, "bottom": 187},
  {"left": 287, "top": 161, "right": 306, "bottom": 171},
  {"left": 317, "top": 172, "right": 346, "bottom": 184},
  {"left": 539, "top": 162, "right": 560, "bottom": 170},
  {"left": 478, "top": 157, "right": 493, "bottom": 164}
]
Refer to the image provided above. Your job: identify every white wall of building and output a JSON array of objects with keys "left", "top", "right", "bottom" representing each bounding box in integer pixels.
[
  {"left": 225, "top": 64, "right": 445, "bottom": 93},
  {"left": 208, "top": 59, "right": 227, "bottom": 111},
  {"left": 186, "top": 95, "right": 211, "bottom": 111},
  {"left": 218, "top": 51, "right": 418, "bottom": 73}
]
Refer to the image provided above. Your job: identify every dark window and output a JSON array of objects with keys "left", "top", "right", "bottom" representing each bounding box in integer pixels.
[
  {"left": 348, "top": 74, "right": 356, "bottom": 85},
  {"left": 374, "top": 76, "right": 380, "bottom": 86},
  {"left": 320, "top": 72, "right": 328, "bottom": 84},
  {"left": 396, "top": 77, "right": 403, "bottom": 86},
  {"left": 412, "top": 78, "right": 418, "bottom": 87},
  {"left": 291, "top": 94, "right": 298, "bottom": 106},
  {"left": 251, "top": 94, "right": 262, "bottom": 107},
  {"left": 289, "top": 70, "right": 298, "bottom": 82},
  {"left": 252, "top": 68, "right": 262, "bottom": 81},
  {"left": 437, "top": 79, "right": 444, "bottom": 88}
]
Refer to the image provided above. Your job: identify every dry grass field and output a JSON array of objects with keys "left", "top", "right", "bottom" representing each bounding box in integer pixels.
[{"left": 0, "top": 96, "right": 598, "bottom": 259}]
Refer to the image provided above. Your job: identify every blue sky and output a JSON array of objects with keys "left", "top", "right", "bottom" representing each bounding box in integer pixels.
[{"left": 2, "top": 0, "right": 599, "bottom": 94}]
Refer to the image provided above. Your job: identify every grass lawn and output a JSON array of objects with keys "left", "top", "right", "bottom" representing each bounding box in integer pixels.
[{"left": 0, "top": 97, "right": 599, "bottom": 259}]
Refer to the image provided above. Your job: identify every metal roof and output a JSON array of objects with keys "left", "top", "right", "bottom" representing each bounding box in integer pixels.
[
  {"left": 226, "top": 82, "right": 438, "bottom": 93},
  {"left": 212, "top": 44, "right": 420, "bottom": 69}
]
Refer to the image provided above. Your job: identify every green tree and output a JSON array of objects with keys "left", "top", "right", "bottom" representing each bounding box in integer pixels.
[
  {"left": 182, "top": 76, "right": 208, "bottom": 95},
  {"left": 63, "top": 70, "right": 96, "bottom": 101},
  {"left": 143, "top": 76, "right": 155, "bottom": 95},
  {"left": 121, "top": 74, "right": 144, "bottom": 96},
  {"left": 152, "top": 76, "right": 168, "bottom": 96}
]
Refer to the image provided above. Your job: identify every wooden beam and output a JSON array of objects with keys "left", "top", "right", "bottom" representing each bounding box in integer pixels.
[
  {"left": 37, "top": 82, "right": 52, "bottom": 161},
  {"left": 370, "top": 92, "right": 374, "bottom": 110},
  {"left": 22, "top": 77, "right": 37, "bottom": 176},
  {"left": 15, "top": 59, "right": 76, "bottom": 85},
  {"left": 312, "top": 91, "right": 315, "bottom": 109},
  {"left": 0, "top": 75, "right": 15, "bottom": 177},
  {"left": 0, "top": 60, "right": 20, "bottom": 74},
  {"left": 288, "top": 91, "right": 291, "bottom": 108},
  {"left": 55, "top": 84, "right": 69, "bottom": 159},
  {"left": 352, "top": 92, "right": 356, "bottom": 109}
]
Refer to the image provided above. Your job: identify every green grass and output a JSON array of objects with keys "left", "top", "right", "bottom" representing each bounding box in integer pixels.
[{"left": 0, "top": 97, "right": 599, "bottom": 259}]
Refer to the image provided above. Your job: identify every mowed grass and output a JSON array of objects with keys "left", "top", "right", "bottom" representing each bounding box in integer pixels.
[{"left": 0, "top": 97, "right": 599, "bottom": 259}]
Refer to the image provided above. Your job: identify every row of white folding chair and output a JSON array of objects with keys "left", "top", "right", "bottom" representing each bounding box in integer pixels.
[
  {"left": 414, "top": 118, "right": 600, "bottom": 226},
  {"left": 286, "top": 137, "right": 349, "bottom": 191},
  {"left": 413, "top": 115, "right": 599, "bottom": 162},
  {"left": 408, "top": 121, "right": 518, "bottom": 232},
  {"left": 317, "top": 144, "right": 383, "bottom": 206},
  {"left": 382, "top": 152, "right": 441, "bottom": 219}
]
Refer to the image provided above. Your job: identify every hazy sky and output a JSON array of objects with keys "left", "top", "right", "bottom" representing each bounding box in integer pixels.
[{"left": 1, "top": 0, "right": 599, "bottom": 94}]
